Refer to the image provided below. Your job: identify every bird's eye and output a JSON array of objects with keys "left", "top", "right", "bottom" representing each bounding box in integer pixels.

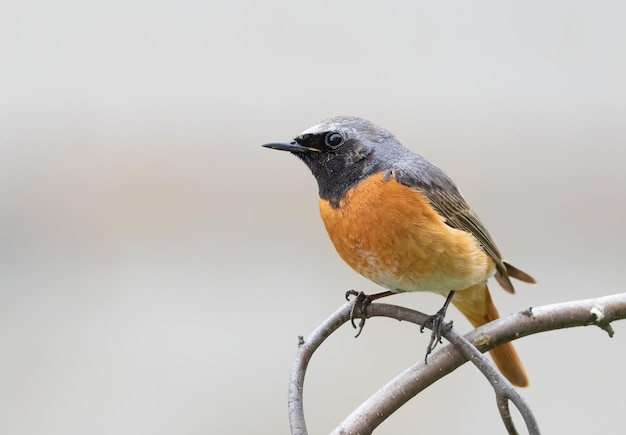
[{"left": 325, "top": 132, "right": 344, "bottom": 148}]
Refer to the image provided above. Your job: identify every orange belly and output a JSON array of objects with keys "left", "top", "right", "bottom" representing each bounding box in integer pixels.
[{"left": 318, "top": 172, "right": 495, "bottom": 295}]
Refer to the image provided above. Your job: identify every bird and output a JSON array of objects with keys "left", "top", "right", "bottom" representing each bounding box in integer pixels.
[{"left": 262, "top": 116, "right": 535, "bottom": 387}]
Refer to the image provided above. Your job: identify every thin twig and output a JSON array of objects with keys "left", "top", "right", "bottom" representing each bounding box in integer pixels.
[
  {"left": 444, "top": 327, "right": 539, "bottom": 434},
  {"left": 288, "top": 304, "right": 355, "bottom": 435}
]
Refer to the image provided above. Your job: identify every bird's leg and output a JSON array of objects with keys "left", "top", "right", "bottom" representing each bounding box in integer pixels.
[
  {"left": 420, "top": 290, "right": 455, "bottom": 362},
  {"left": 345, "top": 290, "right": 394, "bottom": 337}
]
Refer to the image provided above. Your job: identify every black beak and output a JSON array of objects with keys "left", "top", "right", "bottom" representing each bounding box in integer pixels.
[{"left": 262, "top": 140, "right": 319, "bottom": 153}]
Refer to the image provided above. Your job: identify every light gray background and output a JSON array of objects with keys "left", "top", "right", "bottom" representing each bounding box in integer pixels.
[{"left": 2, "top": 1, "right": 625, "bottom": 434}]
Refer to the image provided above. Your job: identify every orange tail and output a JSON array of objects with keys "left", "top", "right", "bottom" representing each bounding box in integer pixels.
[{"left": 451, "top": 284, "right": 529, "bottom": 387}]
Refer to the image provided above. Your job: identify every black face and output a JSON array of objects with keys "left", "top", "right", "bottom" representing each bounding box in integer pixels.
[
  {"left": 263, "top": 116, "right": 408, "bottom": 206},
  {"left": 291, "top": 132, "right": 380, "bottom": 204},
  {"left": 263, "top": 127, "right": 381, "bottom": 206}
]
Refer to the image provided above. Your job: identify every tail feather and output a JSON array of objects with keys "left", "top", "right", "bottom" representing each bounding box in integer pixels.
[
  {"left": 452, "top": 284, "right": 529, "bottom": 387},
  {"left": 504, "top": 261, "right": 536, "bottom": 284},
  {"left": 495, "top": 261, "right": 536, "bottom": 294}
]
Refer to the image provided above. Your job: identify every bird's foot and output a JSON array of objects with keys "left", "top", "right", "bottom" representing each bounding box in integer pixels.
[
  {"left": 420, "top": 308, "right": 454, "bottom": 362},
  {"left": 345, "top": 290, "right": 371, "bottom": 338},
  {"left": 420, "top": 290, "right": 456, "bottom": 363}
]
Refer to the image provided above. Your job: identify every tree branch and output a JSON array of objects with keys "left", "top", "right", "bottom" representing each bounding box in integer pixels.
[{"left": 288, "top": 293, "right": 626, "bottom": 435}]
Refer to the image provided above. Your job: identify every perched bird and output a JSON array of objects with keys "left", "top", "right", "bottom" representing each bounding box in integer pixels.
[{"left": 262, "top": 116, "right": 535, "bottom": 387}]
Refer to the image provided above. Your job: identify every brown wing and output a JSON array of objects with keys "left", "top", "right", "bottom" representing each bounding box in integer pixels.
[
  {"left": 393, "top": 164, "right": 535, "bottom": 293},
  {"left": 421, "top": 187, "right": 517, "bottom": 293}
]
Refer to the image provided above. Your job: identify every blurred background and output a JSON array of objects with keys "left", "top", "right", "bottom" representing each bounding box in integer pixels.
[{"left": 1, "top": 1, "right": 625, "bottom": 433}]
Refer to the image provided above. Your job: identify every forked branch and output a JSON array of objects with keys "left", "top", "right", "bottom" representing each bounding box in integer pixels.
[{"left": 288, "top": 293, "right": 626, "bottom": 435}]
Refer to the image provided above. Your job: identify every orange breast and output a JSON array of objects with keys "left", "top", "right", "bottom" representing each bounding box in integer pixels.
[{"left": 318, "top": 172, "right": 495, "bottom": 294}]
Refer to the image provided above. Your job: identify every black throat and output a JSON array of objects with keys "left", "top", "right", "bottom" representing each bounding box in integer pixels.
[{"left": 295, "top": 141, "right": 381, "bottom": 208}]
